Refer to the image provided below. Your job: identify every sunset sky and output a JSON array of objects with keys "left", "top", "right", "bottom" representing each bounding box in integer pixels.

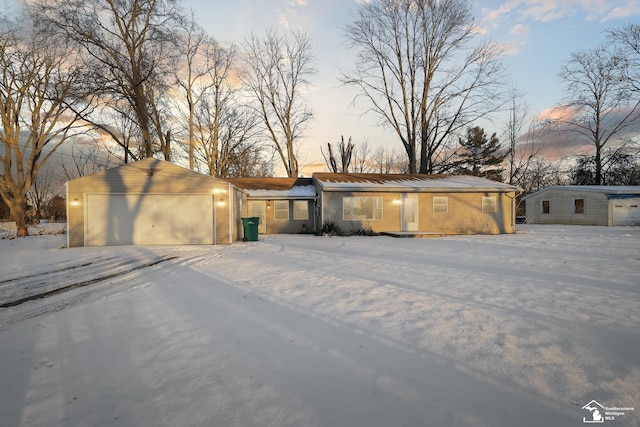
[{"left": 189, "top": 0, "right": 640, "bottom": 172}]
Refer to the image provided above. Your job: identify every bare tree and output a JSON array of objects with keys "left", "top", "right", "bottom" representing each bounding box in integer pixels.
[
  {"left": 174, "top": 13, "right": 228, "bottom": 170},
  {"left": 60, "top": 142, "right": 116, "bottom": 180},
  {"left": 557, "top": 45, "right": 640, "bottom": 185},
  {"left": 0, "top": 19, "right": 88, "bottom": 236},
  {"left": 352, "top": 139, "right": 372, "bottom": 173},
  {"left": 321, "top": 136, "right": 354, "bottom": 173},
  {"left": 32, "top": 0, "right": 179, "bottom": 161},
  {"left": 241, "top": 29, "right": 315, "bottom": 177},
  {"left": 608, "top": 24, "right": 640, "bottom": 92},
  {"left": 27, "top": 168, "right": 55, "bottom": 224},
  {"left": 342, "top": 0, "right": 505, "bottom": 174}
]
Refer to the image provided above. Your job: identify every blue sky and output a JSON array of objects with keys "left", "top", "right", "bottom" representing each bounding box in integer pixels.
[{"left": 188, "top": 0, "right": 640, "bottom": 172}]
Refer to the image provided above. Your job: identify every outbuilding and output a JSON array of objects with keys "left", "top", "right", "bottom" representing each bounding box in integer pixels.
[
  {"left": 66, "top": 158, "right": 237, "bottom": 247},
  {"left": 524, "top": 185, "right": 640, "bottom": 226}
]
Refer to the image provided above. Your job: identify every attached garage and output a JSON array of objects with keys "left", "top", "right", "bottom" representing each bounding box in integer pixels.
[{"left": 67, "top": 158, "right": 237, "bottom": 247}]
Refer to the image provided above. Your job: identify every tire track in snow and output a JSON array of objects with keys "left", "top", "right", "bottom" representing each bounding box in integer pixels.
[{"left": 0, "top": 256, "right": 177, "bottom": 308}]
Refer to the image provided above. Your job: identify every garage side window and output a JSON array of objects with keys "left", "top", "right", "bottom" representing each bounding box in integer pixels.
[
  {"left": 343, "top": 197, "right": 383, "bottom": 220},
  {"left": 433, "top": 197, "right": 448, "bottom": 213},
  {"left": 574, "top": 198, "right": 585, "bottom": 214},
  {"left": 293, "top": 200, "right": 309, "bottom": 220},
  {"left": 482, "top": 197, "right": 497, "bottom": 213},
  {"left": 274, "top": 200, "right": 289, "bottom": 220},
  {"left": 542, "top": 200, "right": 550, "bottom": 214}
]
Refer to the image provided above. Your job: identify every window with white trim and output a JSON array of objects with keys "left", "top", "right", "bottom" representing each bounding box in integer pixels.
[
  {"left": 433, "top": 197, "right": 448, "bottom": 213},
  {"left": 574, "top": 198, "right": 585, "bottom": 214},
  {"left": 343, "top": 197, "right": 383, "bottom": 220},
  {"left": 482, "top": 197, "right": 497, "bottom": 213},
  {"left": 542, "top": 200, "right": 550, "bottom": 214},
  {"left": 293, "top": 200, "right": 309, "bottom": 220},
  {"left": 274, "top": 200, "right": 289, "bottom": 220}
]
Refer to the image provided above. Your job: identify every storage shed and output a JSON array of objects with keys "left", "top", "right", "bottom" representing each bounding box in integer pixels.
[
  {"left": 524, "top": 186, "right": 640, "bottom": 226},
  {"left": 66, "top": 158, "right": 237, "bottom": 247},
  {"left": 313, "top": 173, "right": 521, "bottom": 235}
]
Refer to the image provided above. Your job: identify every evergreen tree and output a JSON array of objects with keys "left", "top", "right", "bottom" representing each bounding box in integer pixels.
[{"left": 456, "top": 127, "right": 506, "bottom": 181}]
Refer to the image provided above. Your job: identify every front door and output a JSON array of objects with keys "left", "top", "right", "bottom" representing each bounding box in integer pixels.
[
  {"left": 248, "top": 200, "right": 267, "bottom": 234},
  {"left": 401, "top": 194, "right": 419, "bottom": 232}
]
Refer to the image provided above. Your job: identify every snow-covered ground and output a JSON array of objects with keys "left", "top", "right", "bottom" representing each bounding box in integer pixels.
[{"left": 0, "top": 224, "right": 638, "bottom": 426}]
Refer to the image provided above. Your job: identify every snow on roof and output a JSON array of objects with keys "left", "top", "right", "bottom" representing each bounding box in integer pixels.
[
  {"left": 313, "top": 173, "right": 520, "bottom": 192},
  {"left": 523, "top": 185, "right": 640, "bottom": 200},
  {"left": 225, "top": 177, "right": 316, "bottom": 199}
]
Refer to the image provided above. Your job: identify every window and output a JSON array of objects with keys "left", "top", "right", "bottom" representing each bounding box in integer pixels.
[
  {"left": 433, "top": 197, "right": 448, "bottom": 213},
  {"left": 343, "top": 197, "right": 383, "bottom": 220},
  {"left": 542, "top": 200, "right": 550, "bottom": 214},
  {"left": 274, "top": 200, "right": 289, "bottom": 220},
  {"left": 482, "top": 197, "right": 497, "bottom": 213},
  {"left": 293, "top": 200, "right": 308, "bottom": 220},
  {"left": 574, "top": 198, "right": 585, "bottom": 214}
]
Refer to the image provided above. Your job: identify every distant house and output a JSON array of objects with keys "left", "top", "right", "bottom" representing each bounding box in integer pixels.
[
  {"left": 312, "top": 173, "right": 521, "bottom": 236},
  {"left": 524, "top": 185, "right": 640, "bottom": 226},
  {"left": 225, "top": 177, "right": 317, "bottom": 235},
  {"left": 66, "top": 158, "right": 238, "bottom": 247}
]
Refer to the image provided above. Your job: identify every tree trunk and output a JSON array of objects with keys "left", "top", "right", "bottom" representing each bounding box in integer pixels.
[{"left": 10, "top": 199, "right": 29, "bottom": 237}]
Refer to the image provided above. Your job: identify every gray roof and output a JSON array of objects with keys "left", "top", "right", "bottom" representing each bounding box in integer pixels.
[{"left": 523, "top": 185, "right": 640, "bottom": 200}]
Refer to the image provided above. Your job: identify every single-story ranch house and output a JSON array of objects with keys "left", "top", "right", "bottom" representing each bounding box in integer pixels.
[
  {"left": 524, "top": 185, "right": 640, "bottom": 226},
  {"left": 67, "top": 159, "right": 522, "bottom": 247}
]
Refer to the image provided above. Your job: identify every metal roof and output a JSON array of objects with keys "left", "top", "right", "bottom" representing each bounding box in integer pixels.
[
  {"left": 523, "top": 185, "right": 640, "bottom": 200},
  {"left": 313, "top": 173, "right": 520, "bottom": 193},
  {"left": 224, "top": 177, "right": 316, "bottom": 199}
]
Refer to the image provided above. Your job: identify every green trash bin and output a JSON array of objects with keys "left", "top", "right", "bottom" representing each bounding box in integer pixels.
[{"left": 241, "top": 217, "right": 260, "bottom": 241}]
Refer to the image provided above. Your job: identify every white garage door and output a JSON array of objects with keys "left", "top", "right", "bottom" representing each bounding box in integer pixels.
[
  {"left": 611, "top": 198, "right": 640, "bottom": 226},
  {"left": 86, "top": 194, "right": 215, "bottom": 246}
]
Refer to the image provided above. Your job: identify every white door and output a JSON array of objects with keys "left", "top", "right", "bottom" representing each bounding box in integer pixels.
[
  {"left": 401, "top": 194, "right": 419, "bottom": 232},
  {"left": 248, "top": 200, "right": 267, "bottom": 234},
  {"left": 86, "top": 194, "right": 214, "bottom": 246},
  {"left": 612, "top": 198, "right": 640, "bottom": 226}
]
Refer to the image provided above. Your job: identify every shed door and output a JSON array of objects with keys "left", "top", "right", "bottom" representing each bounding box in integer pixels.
[
  {"left": 86, "top": 194, "right": 214, "bottom": 246},
  {"left": 612, "top": 198, "right": 640, "bottom": 226}
]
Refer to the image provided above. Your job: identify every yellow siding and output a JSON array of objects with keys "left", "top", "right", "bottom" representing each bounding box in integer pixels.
[
  {"left": 320, "top": 191, "right": 515, "bottom": 235},
  {"left": 67, "top": 159, "right": 233, "bottom": 247}
]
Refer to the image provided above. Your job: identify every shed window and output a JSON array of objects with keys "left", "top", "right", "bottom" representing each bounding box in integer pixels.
[
  {"left": 433, "top": 197, "right": 448, "bottom": 213},
  {"left": 542, "top": 200, "right": 550, "bottom": 214},
  {"left": 343, "top": 197, "right": 383, "bottom": 220},
  {"left": 574, "top": 199, "right": 585, "bottom": 214},
  {"left": 274, "top": 200, "right": 289, "bottom": 220},
  {"left": 482, "top": 197, "right": 497, "bottom": 213},
  {"left": 293, "top": 200, "right": 309, "bottom": 220}
]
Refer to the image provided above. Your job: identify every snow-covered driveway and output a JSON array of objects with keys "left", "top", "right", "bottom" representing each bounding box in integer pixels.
[{"left": 0, "top": 225, "right": 638, "bottom": 426}]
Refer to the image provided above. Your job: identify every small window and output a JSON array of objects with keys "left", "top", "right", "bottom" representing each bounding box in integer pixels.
[
  {"left": 343, "top": 197, "right": 383, "bottom": 220},
  {"left": 542, "top": 200, "right": 550, "bottom": 214},
  {"left": 574, "top": 199, "right": 585, "bottom": 214},
  {"left": 293, "top": 200, "right": 308, "bottom": 220},
  {"left": 433, "top": 197, "right": 448, "bottom": 213},
  {"left": 274, "top": 200, "right": 289, "bottom": 220},
  {"left": 482, "top": 197, "right": 497, "bottom": 213}
]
